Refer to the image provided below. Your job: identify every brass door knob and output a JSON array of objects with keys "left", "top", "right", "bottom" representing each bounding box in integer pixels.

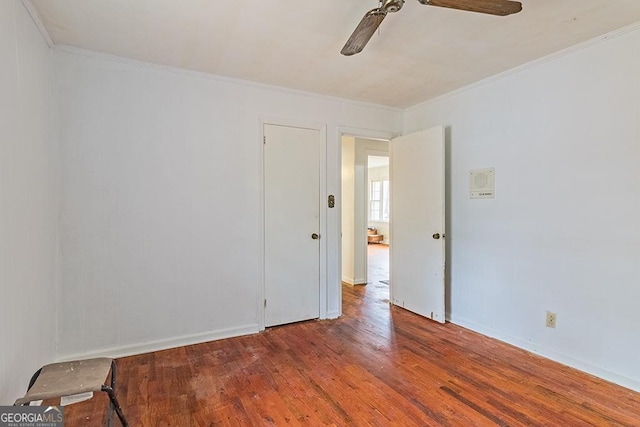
[
  {"left": 311, "top": 233, "right": 320, "bottom": 240},
  {"left": 432, "top": 233, "right": 441, "bottom": 240}
]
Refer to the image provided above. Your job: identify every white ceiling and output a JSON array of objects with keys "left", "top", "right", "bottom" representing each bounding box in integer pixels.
[
  {"left": 368, "top": 156, "right": 389, "bottom": 169},
  {"left": 29, "top": 0, "right": 640, "bottom": 108}
]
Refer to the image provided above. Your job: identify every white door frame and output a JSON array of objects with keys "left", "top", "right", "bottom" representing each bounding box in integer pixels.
[
  {"left": 260, "top": 117, "right": 327, "bottom": 330},
  {"left": 336, "top": 127, "right": 397, "bottom": 316}
]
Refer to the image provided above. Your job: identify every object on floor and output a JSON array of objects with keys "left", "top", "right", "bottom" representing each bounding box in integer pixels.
[
  {"left": 368, "top": 233, "right": 384, "bottom": 243},
  {"left": 367, "top": 226, "right": 384, "bottom": 243},
  {"left": 14, "top": 357, "right": 128, "bottom": 426}
]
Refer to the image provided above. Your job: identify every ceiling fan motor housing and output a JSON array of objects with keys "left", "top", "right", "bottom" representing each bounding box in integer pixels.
[{"left": 382, "top": 0, "right": 405, "bottom": 13}]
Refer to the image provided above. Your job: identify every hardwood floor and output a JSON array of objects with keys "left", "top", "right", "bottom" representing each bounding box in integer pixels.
[
  {"left": 366, "top": 242, "right": 389, "bottom": 285},
  {"left": 63, "top": 247, "right": 640, "bottom": 425}
]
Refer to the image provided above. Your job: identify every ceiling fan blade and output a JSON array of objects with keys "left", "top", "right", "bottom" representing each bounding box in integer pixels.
[
  {"left": 420, "top": 0, "right": 522, "bottom": 16},
  {"left": 341, "top": 8, "right": 387, "bottom": 56}
]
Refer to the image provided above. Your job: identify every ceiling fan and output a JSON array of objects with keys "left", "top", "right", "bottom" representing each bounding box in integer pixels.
[{"left": 341, "top": 0, "right": 523, "bottom": 56}]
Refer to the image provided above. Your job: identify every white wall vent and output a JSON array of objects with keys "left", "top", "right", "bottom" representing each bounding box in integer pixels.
[{"left": 470, "top": 167, "right": 495, "bottom": 199}]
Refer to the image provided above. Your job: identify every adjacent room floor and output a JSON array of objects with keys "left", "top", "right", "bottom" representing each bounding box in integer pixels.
[
  {"left": 367, "top": 242, "right": 389, "bottom": 288},
  {"left": 62, "top": 244, "right": 640, "bottom": 425}
]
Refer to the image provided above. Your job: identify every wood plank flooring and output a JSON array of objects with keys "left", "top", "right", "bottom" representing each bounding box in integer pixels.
[{"left": 62, "top": 245, "right": 640, "bottom": 425}]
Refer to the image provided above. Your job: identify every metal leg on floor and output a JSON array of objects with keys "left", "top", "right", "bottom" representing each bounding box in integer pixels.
[
  {"left": 102, "top": 360, "right": 128, "bottom": 427},
  {"left": 102, "top": 386, "right": 128, "bottom": 427}
]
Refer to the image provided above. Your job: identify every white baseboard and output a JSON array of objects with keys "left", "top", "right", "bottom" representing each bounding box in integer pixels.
[
  {"left": 56, "top": 323, "right": 261, "bottom": 361},
  {"left": 449, "top": 314, "right": 640, "bottom": 393},
  {"left": 325, "top": 310, "right": 341, "bottom": 319},
  {"left": 342, "top": 275, "right": 355, "bottom": 285},
  {"left": 342, "top": 276, "right": 366, "bottom": 285}
]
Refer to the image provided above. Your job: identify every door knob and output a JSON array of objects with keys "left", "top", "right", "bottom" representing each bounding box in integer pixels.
[
  {"left": 311, "top": 233, "right": 320, "bottom": 240},
  {"left": 432, "top": 233, "right": 441, "bottom": 240}
]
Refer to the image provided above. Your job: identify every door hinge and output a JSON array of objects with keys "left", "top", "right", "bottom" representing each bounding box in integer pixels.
[
  {"left": 264, "top": 299, "right": 267, "bottom": 308},
  {"left": 263, "top": 135, "right": 266, "bottom": 144}
]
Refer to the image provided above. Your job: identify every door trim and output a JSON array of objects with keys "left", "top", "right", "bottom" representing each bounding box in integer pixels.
[{"left": 260, "top": 117, "right": 327, "bottom": 330}]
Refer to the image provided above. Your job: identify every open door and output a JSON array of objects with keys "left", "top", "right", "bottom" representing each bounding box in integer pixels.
[{"left": 389, "top": 126, "right": 445, "bottom": 323}]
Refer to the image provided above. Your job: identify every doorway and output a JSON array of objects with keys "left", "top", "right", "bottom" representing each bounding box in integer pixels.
[
  {"left": 340, "top": 136, "right": 389, "bottom": 287},
  {"left": 366, "top": 154, "right": 390, "bottom": 287},
  {"left": 340, "top": 127, "right": 446, "bottom": 324}
]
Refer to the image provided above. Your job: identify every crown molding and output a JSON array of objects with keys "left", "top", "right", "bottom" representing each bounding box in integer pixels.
[
  {"left": 21, "top": 0, "right": 53, "bottom": 48},
  {"left": 406, "top": 21, "right": 640, "bottom": 112},
  {"left": 52, "top": 44, "right": 403, "bottom": 114}
]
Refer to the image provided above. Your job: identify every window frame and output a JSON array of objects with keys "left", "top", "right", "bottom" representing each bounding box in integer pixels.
[{"left": 369, "top": 179, "right": 389, "bottom": 223}]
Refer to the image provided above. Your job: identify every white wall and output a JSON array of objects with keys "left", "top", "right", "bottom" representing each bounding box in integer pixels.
[
  {"left": 404, "top": 27, "right": 640, "bottom": 391},
  {"left": 367, "top": 165, "right": 390, "bottom": 244},
  {"left": 341, "top": 137, "right": 356, "bottom": 284},
  {"left": 0, "top": 1, "right": 57, "bottom": 404},
  {"left": 54, "top": 49, "right": 402, "bottom": 358}
]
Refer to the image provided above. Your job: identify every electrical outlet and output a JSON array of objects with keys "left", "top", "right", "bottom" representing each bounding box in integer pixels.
[{"left": 546, "top": 311, "right": 557, "bottom": 328}]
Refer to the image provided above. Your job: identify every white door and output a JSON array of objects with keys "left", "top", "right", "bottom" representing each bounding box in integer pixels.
[
  {"left": 264, "top": 124, "right": 321, "bottom": 327},
  {"left": 389, "top": 126, "right": 446, "bottom": 323}
]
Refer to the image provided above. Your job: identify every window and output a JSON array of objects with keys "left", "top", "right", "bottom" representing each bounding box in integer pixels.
[{"left": 369, "top": 179, "right": 389, "bottom": 222}]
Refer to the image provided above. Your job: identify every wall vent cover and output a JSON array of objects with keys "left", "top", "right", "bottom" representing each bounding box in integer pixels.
[{"left": 470, "top": 167, "right": 495, "bottom": 199}]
